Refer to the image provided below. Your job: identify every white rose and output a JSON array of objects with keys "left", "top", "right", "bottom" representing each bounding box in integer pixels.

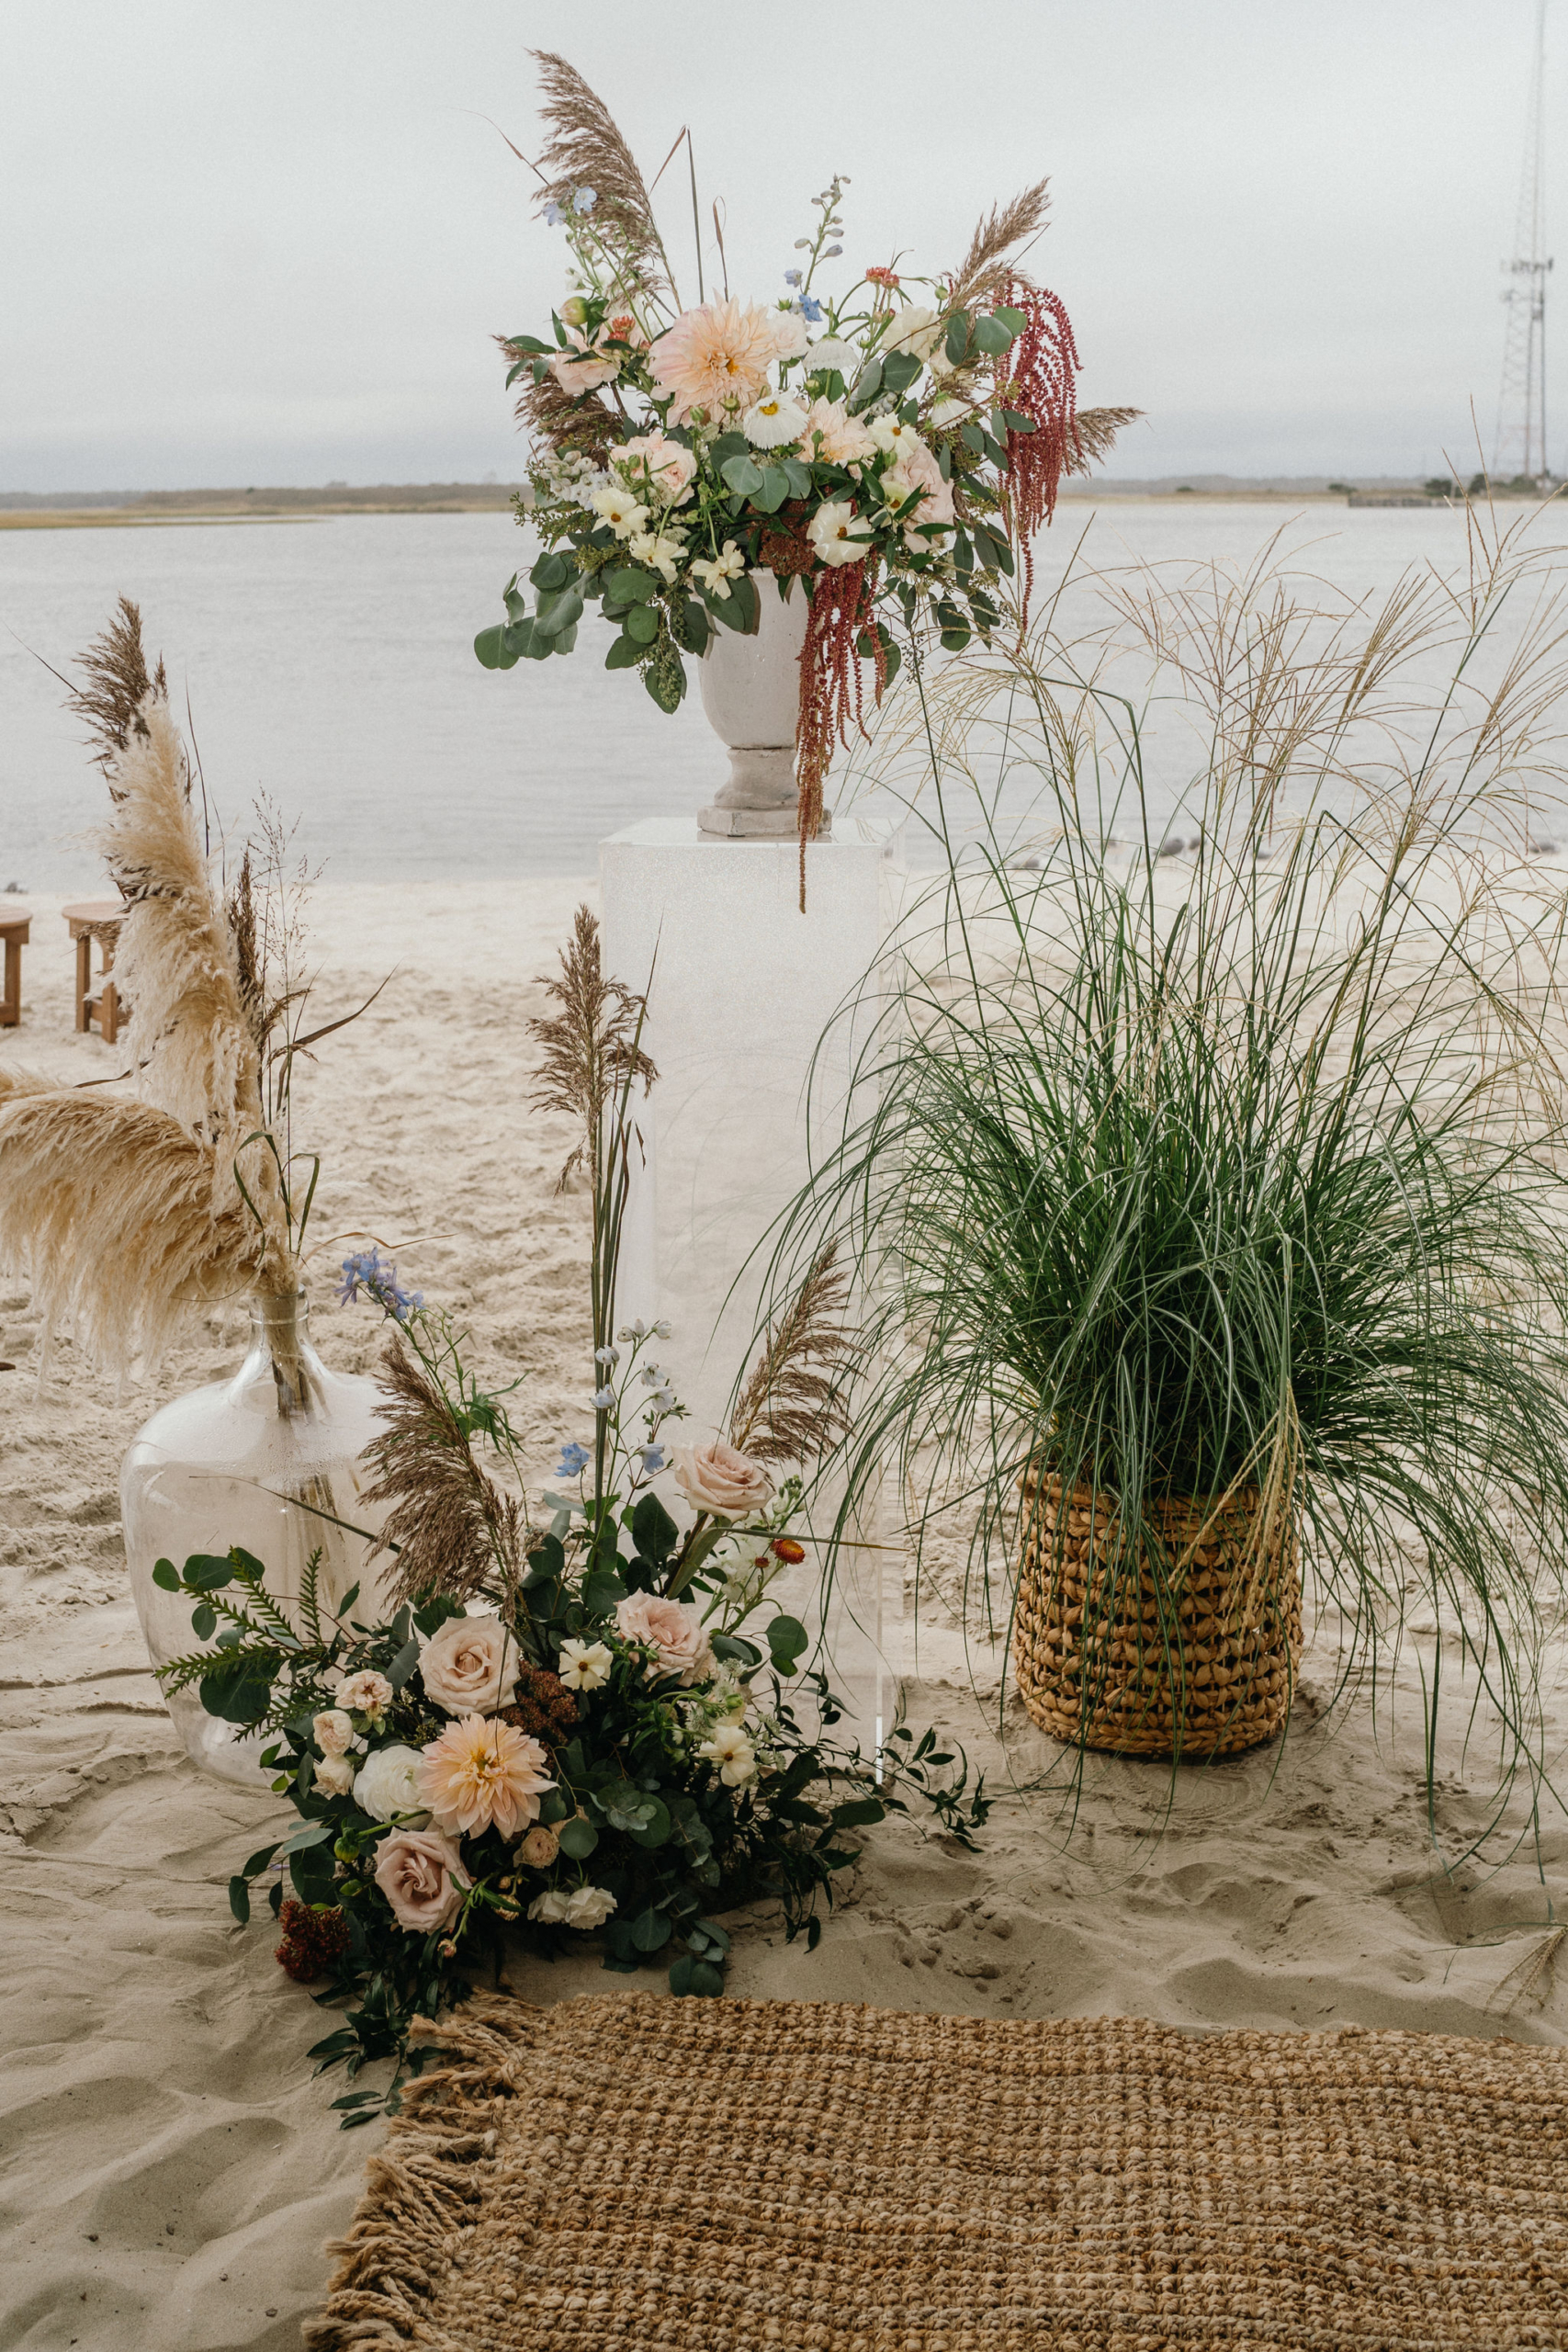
[
  {"left": 880, "top": 304, "right": 943, "bottom": 364},
  {"left": 315, "top": 1752, "right": 357, "bottom": 1797},
  {"left": 527, "top": 1883, "right": 618, "bottom": 1929},
  {"left": 418, "top": 1613, "right": 521, "bottom": 1715},
  {"left": 769, "top": 310, "right": 810, "bottom": 360},
  {"left": 353, "top": 1743, "right": 431, "bottom": 1825},
  {"left": 312, "top": 1709, "right": 355, "bottom": 1758}
]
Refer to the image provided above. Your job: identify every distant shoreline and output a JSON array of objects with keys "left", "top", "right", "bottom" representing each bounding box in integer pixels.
[{"left": 0, "top": 475, "right": 1553, "bottom": 532}]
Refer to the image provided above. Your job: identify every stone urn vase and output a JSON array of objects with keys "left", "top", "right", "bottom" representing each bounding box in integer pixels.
[
  {"left": 697, "top": 581, "right": 829, "bottom": 839},
  {"left": 121, "top": 1288, "right": 389, "bottom": 1786}
]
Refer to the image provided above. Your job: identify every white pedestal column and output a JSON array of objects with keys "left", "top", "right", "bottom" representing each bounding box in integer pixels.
[{"left": 600, "top": 813, "right": 906, "bottom": 1737}]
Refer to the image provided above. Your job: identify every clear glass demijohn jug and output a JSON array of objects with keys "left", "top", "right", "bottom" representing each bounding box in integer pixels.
[{"left": 121, "top": 1288, "right": 389, "bottom": 1786}]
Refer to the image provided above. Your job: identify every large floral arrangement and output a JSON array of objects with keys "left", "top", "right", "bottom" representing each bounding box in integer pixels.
[
  {"left": 158, "top": 910, "right": 984, "bottom": 2122},
  {"left": 475, "top": 53, "right": 1132, "bottom": 878}
]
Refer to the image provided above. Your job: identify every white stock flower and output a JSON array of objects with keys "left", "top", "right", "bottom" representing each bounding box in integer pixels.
[
  {"left": 353, "top": 1743, "right": 431, "bottom": 1824},
  {"left": 741, "top": 393, "right": 807, "bottom": 449},
  {"left": 698, "top": 1724, "right": 759, "bottom": 1787},
  {"left": 591, "top": 486, "right": 650, "bottom": 539},
  {"left": 558, "top": 1638, "right": 614, "bottom": 1691}
]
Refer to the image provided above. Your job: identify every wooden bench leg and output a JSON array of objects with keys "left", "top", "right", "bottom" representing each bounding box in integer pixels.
[
  {"left": 75, "top": 934, "right": 92, "bottom": 1034},
  {"left": 0, "top": 937, "right": 17, "bottom": 1027},
  {"left": 100, "top": 980, "right": 119, "bottom": 1046}
]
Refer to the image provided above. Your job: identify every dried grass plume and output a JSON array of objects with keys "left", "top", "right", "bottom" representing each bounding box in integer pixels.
[
  {"left": 730, "top": 1244, "right": 857, "bottom": 1466},
  {"left": 361, "top": 1336, "right": 526, "bottom": 1605}
]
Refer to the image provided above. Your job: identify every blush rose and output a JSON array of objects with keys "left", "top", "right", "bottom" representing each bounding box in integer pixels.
[
  {"left": 373, "top": 1826, "right": 468, "bottom": 1935},
  {"left": 418, "top": 1613, "right": 520, "bottom": 1715},
  {"left": 671, "top": 1439, "right": 774, "bottom": 1521},
  {"left": 614, "top": 1591, "right": 716, "bottom": 1686}
]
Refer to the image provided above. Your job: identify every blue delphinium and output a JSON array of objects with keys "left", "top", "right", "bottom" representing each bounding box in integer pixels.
[
  {"left": 784, "top": 268, "right": 803, "bottom": 288},
  {"left": 555, "top": 1442, "right": 591, "bottom": 1478},
  {"left": 336, "top": 1249, "right": 423, "bottom": 1323},
  {"left": 800, "top": 293, "right": 824, "bottom": 323},
  {"left": 543, "top": 200, "right": 565, "bottom": 226},
  {"left": 640, "top": 1444, "right": 667, "bottom": 1476}
]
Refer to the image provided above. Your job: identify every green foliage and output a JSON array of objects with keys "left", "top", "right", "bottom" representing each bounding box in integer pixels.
[{"left": 773, "top": 522, "right": 1568, "bottom": 1842}]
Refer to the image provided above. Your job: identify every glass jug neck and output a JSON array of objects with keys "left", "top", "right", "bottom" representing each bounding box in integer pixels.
[{"left": 239, "top": 1287, "right": 326, "bottom": 1419}]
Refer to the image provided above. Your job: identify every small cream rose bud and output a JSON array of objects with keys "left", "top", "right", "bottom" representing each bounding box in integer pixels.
[{"left": 519, "top": 1826, "right": 560, "bottom": 1869}]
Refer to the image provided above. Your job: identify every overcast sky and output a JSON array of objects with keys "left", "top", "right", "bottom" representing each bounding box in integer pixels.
[{"left": 1, "top": 0, "right": 1557, "bottom": 490}]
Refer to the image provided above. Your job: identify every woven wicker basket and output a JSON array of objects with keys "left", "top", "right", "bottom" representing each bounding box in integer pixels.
[{"left": 1012, "top": 1473, "right": 1303, "bottom": 1758}]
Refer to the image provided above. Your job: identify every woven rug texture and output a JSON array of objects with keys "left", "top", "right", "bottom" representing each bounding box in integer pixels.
[{"left": 306, "top": 1991, "right": 1568, "bottom": 2351}]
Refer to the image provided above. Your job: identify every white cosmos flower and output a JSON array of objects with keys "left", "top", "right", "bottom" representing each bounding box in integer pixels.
[
  {"left": 807, "top": 499, "right": 865, "bottom": 568},
  {"left": 698, "top": 1723, "right": 759, "bottom": 1787},
  {"left": 868, "top": 413, "right": 923, "bottom": 458},
  {"left": 742, "top": 393, "right": 807, "bottom": 449},
  {"left": 591, "top": 486, "right": 650, "bottom": 539},
  {"left": 558, "top": 1638, "right": 614, "bottom": 1691}
]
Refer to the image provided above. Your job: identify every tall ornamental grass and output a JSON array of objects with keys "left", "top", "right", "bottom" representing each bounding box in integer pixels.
[{"left": 774, "top": 504, "right": 1568, "bottom": 1841}]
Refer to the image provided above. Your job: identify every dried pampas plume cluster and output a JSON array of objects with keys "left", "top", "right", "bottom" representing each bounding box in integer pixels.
[
  {"left": 0, "top": 603, "right": 291, "bottom": 1378},
  {"left": 359, "top": 1336, "right": 527, "bottom": 1607},
  {"left": 730, "top": 1244, "right": 857, "bottom": 1467}
]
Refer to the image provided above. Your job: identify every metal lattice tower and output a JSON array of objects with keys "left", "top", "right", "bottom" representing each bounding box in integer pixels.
[{"left": 1495, "top": 0, "right": 1553, "bottom": 483}]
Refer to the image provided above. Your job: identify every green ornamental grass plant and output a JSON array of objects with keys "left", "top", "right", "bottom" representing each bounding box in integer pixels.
[{"left": 777, "top": 505, "right": 1568, "bottom": 1846}]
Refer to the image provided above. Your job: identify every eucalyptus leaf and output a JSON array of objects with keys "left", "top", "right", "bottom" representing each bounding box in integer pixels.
[
  {"left": 557, "top": 1815, "right": 599, "bottom": 1859},
  {"left": 609, "top": 567, "right": 660, "bottom": 604},
  {"left": 152, "top": 1558, "right": 180, "bottom": 1592},
  {"left": 720, "top": 453, "right": 766, "bottom": 496},
  {"left": 605, "top": 636, "right": 645, "bottom": 671},
  {"left": 974, "top": 314, "right": 1012, "bottom": 356},
  {"left": 624, "top": 603, "right": 660, "bottom": 646}
]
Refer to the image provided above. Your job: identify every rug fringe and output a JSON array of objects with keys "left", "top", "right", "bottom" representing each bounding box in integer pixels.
[{"left": 303, "top": 1996, "right": 542, "bottom": 2350}]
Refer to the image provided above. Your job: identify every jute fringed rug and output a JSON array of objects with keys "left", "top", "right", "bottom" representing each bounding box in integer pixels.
[{"left": 306, "top": 1992, "right": 1568, "bottom": 2351}]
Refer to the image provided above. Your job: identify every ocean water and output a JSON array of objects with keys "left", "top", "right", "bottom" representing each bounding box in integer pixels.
[{"left": 5, "top": 501, "right": 1568, "bottom": 891}]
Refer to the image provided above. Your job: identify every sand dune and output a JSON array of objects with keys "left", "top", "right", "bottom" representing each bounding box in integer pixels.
[{"left": 3, "top": 882, "right": 1565, "bottom": 2349}]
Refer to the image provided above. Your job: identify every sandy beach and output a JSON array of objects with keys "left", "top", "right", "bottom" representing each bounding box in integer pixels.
[{"left": 4, "top": 880, "right": 1567, "bottom": 2351}]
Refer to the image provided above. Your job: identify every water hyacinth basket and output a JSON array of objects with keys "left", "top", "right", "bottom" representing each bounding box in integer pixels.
[{"left": 1012, "top": 1473, "right": 1303, "bottom": 1758}]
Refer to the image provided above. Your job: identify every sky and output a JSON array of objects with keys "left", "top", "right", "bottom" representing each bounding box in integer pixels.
[{"left": 0, "top": 0, "right": 1557, "bottom": 491}]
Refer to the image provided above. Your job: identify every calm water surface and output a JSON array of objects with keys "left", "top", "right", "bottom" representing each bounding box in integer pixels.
[{"left": 5, "top": 502, "right": 1567, "bottom": 890}]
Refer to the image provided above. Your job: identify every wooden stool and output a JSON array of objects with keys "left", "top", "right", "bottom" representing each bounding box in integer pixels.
[
  {"left": 62, "top": 900, "right": 127, "bottom": 1045},
  {"left": 0, "top": 901, "right": 29, "bottom": 1028}
]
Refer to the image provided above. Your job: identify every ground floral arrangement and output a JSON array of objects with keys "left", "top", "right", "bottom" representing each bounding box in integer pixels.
[
  {"left": 155, "top": 910, "right": 985, "bottom": 2123},
  {"left": 473, "top": 51, "right": 1132, "bottom": 861}
]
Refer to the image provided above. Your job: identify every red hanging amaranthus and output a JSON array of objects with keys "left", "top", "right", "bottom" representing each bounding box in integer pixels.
[
  {"left": 794, "top": 554, "right": 885, "bottom": 911},
  {"left": 996, "top": 277, "right": 1081, "bottom": 628}
]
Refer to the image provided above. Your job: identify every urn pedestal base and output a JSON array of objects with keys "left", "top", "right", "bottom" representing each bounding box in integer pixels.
[{"left": 695, "top": 803, "right": 833, "bottom": 839}]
